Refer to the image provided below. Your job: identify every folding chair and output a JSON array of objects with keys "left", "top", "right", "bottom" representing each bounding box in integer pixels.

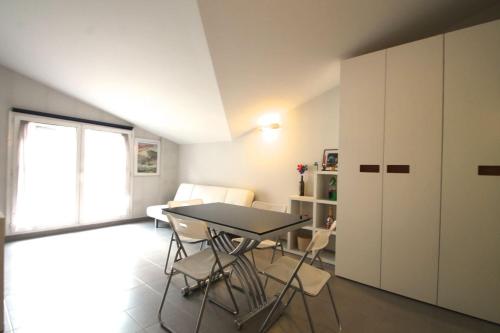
[
  {"left": 233, "top": 201, "right": 287, "bottom": 269},
  {"left": 163, "top": 199, "right": 206, "bottom": 275},
  {"left": 259, "top": 222, "right": 342, "bottom": 333},
  {"left": 158, "top": 213, "right": 239, "bottom": 333}
]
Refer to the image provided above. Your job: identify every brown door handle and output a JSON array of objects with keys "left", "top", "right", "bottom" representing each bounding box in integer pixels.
[
  {"left": 478, "top": 165, "right": 500, "bottom": 176},
  {"left": 359, "top": 165, "right": 380, "bottom": 173},
  {"left": 387, "top": 165, "right": 410, "bottom": 173}
]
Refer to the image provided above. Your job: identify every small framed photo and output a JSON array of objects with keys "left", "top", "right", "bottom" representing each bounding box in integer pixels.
[
  {"left": 322, "top": 149, "right": 338, "bottom": 171},
  {"left": 135, "top": 139, "right": 160, "bottom": 176}
]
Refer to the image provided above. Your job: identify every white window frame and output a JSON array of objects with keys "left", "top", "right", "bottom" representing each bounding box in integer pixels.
[{"left": 6, "top": 112, "right": 134, "bottom": 235}]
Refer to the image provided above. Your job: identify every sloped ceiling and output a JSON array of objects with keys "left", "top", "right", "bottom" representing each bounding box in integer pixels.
[
  {"left": 0, "top": 0, "right": 231, "bottom": 143},
  {"left": 0, "top": 0, "right": 498, "bottom": 143}
]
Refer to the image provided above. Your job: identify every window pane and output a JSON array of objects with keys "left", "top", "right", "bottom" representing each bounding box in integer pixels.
[
  {"left": 80, "top": 129, "right": 130, "bottom": 223},
  {"left": 12, "top": 122, "right": 78, "bottom": 232}
]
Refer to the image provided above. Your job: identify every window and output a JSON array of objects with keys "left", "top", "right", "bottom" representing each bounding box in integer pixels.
[
  {"left": 80, "top": 129, "right": 130, "bottom": 223},
  {"left": 10, "top": 115, "right": 132, "bottom": 234}
]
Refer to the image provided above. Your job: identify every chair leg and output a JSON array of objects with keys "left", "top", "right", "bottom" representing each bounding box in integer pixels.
[
  {"left": 299, "top": 289, "right": 315, "bottom": 333},
  {"left": 222, "top": 269, "right": 239, "bottom": 315},
  {"left": 264, "top": 245, "right": 278, "bottom": 289},
  {"left": 195, "top": 274, "right": 214, "bottom": 333},
  {"left": 250, "top": 249, "right": 256, "bottom": 267},
  {"left": 164, "top": 233, "right": 176, "bottom": 275},
  {"left": 157, "top": 267, "right": 175, "bottom": 330},
  {"left": 259, "top": 284, "right": 291, "bottom": 333},
  {"left": 155, "top": 219, "right": 158, "bottom": 228},
  {"left": 326, "top": 283, "right": 342, "bottom": 331},
  {"left": 279, "top": 240, "right": 285, "bottom": 256}
]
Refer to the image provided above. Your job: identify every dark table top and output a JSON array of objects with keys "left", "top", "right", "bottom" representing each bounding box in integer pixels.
[{"left": 163, "top": 202, "right": 311, "bottom": 241}]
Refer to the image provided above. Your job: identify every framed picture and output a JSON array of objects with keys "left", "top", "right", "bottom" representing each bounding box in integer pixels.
[
  {"left": 322, "top": 149, "right": 338, "bottom": 171},
  {"left": 135, "top": 139, "right": 160, "bottom": 176}
]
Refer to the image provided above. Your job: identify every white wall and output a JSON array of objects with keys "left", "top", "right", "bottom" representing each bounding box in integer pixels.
[
  {"left": 0, "top": 65, "right": 179, "bottom": 224},
  {"left": 179, "top": 88, "right": 339, "bottom": 205}
]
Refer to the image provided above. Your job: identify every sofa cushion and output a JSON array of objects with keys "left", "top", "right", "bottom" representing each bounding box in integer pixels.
[
  {"left": 191, "top": 185, "right": 227, "bottom": 204},
  {"left": 225, "top": 188, "right": 254, "bottom": 207},
  {"left": 173, "top": 183, "right": 195, "bottom": 201}
]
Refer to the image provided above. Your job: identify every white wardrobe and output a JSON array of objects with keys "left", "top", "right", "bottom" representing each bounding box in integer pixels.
[{"left": 337, "top": 19, "right": 500, "bottom": 323}]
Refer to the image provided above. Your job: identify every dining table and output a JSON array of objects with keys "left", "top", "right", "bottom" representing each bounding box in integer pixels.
[{"left": 163, "top": 202, "right": 311, "bottom": 329}]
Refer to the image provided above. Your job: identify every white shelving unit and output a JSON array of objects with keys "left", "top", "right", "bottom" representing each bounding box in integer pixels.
[{"left": 285, "top": 171, "right": 338, "bottom": 265}]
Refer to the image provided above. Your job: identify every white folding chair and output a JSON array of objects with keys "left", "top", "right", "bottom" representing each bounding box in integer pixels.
[
  {"left": 233, "top": 201, "right": 287, "bottom": 269},
  {"left": 158, "top": 214, "right": 239, "bottom": 333},
  {"left": 163, "top": 199, "right": 206, "bottom": 275},
  {"left": 259, "top": 222, "right": 341, "bottom": 333}
]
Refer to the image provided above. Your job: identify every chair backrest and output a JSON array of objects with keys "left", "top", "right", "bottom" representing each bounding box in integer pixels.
[
  {"left": 168, "top": 198, "right": 203, "bottom": 208},
  {"left": 168, "top": 213, "right": 210, "bottom": 241},
  {"left": 167, "top": 199, "right": 207, "bottom": 240},
  {"left": 306, "top": 221, "right": 336, "bottom": 252},
  {"left": 251, "top": 200, "right": 287, "bottom": 213}
]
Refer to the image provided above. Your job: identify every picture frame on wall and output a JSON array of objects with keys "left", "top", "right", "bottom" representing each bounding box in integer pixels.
[
  {"left": 135, "top": 138, "right": 161, "bottom": 176},
  {"left": 322, "top": 148, "right": 338, "bottom": 171}
]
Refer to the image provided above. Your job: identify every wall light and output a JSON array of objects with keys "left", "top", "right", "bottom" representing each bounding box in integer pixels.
[{"left": 258, "top": 113, "right": 282, "bottom": 142}]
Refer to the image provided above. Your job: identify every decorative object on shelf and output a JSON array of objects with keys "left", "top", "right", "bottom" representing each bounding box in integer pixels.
[
  {"left": 297, "top": 230, "right": 312, "bottom": 251},
  {"left": 322, "top": 148, "right": 338, "bottom": 171},
  {"left": 326, "top": 206, "right": 335, "bottom": 229},
  {"left": 297, "top": 163, "right": 308, "bottom": 196},
  {"left": 135, "top": 138, "right": 161, "bottom": 176},
  {"left": 328, "top": 176, "right": 337, "bottom": 201},
  {"left": 313, "top": 161, "right": 319, "bottom": 171}
]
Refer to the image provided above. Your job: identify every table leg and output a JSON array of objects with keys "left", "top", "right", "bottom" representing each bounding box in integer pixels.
[{"left": 212, "top": 232, "right": 279, "bottom": 330}]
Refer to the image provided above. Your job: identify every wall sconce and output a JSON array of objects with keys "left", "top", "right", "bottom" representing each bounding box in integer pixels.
[
  {"left": 258, "top": 113, "right": 282, "bottom": 142},
  {"left": 260, "top": 123, "right": 281, "bottom": 131}
]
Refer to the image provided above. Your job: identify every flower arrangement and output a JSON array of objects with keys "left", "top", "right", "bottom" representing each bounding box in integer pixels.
[{"left": 297, "top": 163, "right": 308, "bottom": 175}]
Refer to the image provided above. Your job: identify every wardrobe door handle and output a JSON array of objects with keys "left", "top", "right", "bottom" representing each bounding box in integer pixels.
[
  {"left": 387, "top": 165, "right": 410, "bottom": 174},
  {"left": 359, "top": 164, "right": 380, "bottom": 173},
  {"left": 478, "top": 165, "right": 500, "bottom": 176}
]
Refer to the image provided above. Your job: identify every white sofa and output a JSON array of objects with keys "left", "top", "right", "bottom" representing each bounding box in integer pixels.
[{"left": 147, "top": 183, "right": 255, "bottom": 227}]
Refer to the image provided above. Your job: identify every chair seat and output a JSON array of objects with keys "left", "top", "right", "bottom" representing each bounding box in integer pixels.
[
  {"left": 233, "top": 237, "right": 278, "bottom": 249},
  {"left": 262, "top": 256, "right": 331, "bottom": 296},
  {"left": 173, "top": 248, "right": 237, "bottom": 281}
]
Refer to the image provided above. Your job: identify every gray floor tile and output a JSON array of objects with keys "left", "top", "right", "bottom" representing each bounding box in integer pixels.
[{"left": 4, "top": 221, "right": 499, "bottom": 333}]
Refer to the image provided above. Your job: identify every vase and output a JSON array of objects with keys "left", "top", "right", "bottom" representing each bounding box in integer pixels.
[{"left": 299, "top": 175, "right": 305, "bottom": 196}]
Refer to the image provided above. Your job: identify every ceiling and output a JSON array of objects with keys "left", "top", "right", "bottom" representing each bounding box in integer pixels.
[{"left": 0, "top": 0, "right": 498, "bottom": 143}]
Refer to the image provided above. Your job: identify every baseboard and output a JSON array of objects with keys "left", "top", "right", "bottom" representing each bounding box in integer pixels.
[{"left": 5, "top": 217, "right": 151, "bottom": 242}]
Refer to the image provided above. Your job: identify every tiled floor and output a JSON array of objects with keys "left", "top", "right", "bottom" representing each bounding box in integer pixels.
[{"left": 4, "top": 222, "right": 499, "bottom": 333}]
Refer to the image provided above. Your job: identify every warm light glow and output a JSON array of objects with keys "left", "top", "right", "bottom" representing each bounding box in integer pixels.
[
  {"left": 258, "top": 112, "right": 282, "bottom": 142},
  {"left": 258, "top": 112, "right": 282, "bottom": 127}
]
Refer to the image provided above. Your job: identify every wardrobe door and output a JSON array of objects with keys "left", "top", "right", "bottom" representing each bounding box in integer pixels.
[
  {"left": 439, "top": 20, "right": 500, "bottom": 324},
  {"left": 337, "top": 50, "right": 385, "bottom": 287},
  {"left": 381, "top": 35, "right": 443, "bottom": 303}
]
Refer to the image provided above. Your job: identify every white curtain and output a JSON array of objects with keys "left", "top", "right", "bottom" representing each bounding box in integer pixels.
[
  {"left": 79, "top": 128, "right": 130, "bottom": 224},
  {"left": 12, "top": 121, "right": 78, "bottom": 233}
]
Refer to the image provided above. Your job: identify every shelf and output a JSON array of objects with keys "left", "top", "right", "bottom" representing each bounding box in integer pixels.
[
  {"left": 285, "top": 247, "right": 314, "bottom": 259},
  {"left": 316, "top": 171, "right": 338, "bottom": 175},
  {"left": 289, "top": 195, "right": 314, "bottom": 202},
  {"left": 321, "top": 251, "right": 336, "bottom": 265},
  {"left": 316, "top": 199, "right": 337, "bottom": 205}
]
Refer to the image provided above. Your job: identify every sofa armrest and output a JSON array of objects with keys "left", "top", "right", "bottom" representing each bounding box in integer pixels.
[{"left": 146, "top": 204, "right": 170, "bottom": 222}]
